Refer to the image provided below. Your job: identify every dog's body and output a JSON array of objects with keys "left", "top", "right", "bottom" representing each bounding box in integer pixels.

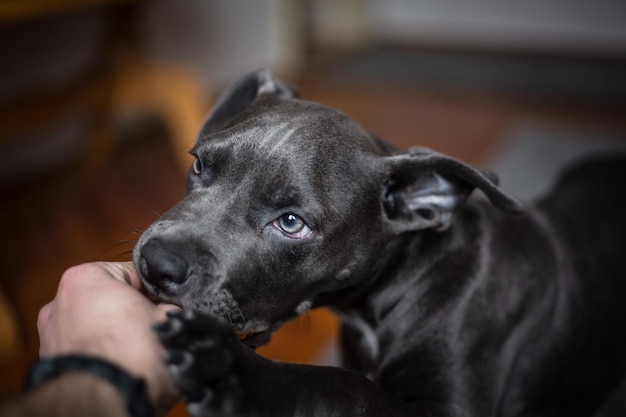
[{"left": 134, "top": 70, "right": 626, "bottom": 417}]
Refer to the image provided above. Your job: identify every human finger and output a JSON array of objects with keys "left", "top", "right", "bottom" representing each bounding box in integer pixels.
[{"left": 37, "top": 302, "right": 52, "bottom": 334}]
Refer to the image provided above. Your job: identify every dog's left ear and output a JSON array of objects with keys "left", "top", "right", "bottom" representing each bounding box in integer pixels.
[
  {"left": 199, "top": 68, "right": 297, "bottom": 137},
  {"left": 383, "top": 147, "right": 523, "bottom": 233}
]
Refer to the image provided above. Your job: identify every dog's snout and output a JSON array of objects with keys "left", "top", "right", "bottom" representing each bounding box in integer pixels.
[{"left": 139, "top": 238, "right": 190, "bottom": 291}]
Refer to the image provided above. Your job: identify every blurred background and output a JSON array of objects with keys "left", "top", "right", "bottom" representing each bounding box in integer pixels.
[{"left": 0, "top": 0, "right": 625, "bottom": 414}]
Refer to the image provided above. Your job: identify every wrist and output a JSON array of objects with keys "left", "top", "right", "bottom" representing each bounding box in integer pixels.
[
  {"left": 55, "top": 373, "right": 128, "bottom": 415},
  {"left": 3, "top": 373, "right": 127, "bottom": 417},
  {"left": 24, "top": 354, "right": 155, "bottom": 417}
]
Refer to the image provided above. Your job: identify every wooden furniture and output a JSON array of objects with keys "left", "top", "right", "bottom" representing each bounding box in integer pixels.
[{"left": 0, "top": 0, "right": 211, "bottom": 368}]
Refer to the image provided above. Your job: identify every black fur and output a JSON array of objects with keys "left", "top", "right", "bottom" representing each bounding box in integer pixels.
[{"left": 135, "top": 69, "right": 626, "bottom": 417}]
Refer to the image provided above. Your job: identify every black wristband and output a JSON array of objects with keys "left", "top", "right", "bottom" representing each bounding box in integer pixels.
[{"left": 24, "top": 354, "right": 154, "bottom": 417}]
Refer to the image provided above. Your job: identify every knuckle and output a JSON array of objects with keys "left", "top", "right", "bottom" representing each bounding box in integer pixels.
[
  {"left": 58, "top": 262, "right": 101, "bottom": 292},
  {"left": 37, "top": 303, "right": 51, "bottom": 332}
]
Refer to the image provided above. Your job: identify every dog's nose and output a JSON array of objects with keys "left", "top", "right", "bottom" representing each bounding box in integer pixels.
[{"left": 139, "top": 238, "right": 190, "bottom": 290}]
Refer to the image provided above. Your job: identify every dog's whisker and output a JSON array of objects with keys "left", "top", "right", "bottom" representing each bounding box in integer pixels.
[
  {"left": 115, "top": 239, "right": 138, "bottom": 245},
  {"left": 91, "top": 240, "right": 136, "bottom": 262},
  {"left": 126, "top": 227, "right": 145, "bottom": 235},
  {"left": 233, "top": 304, "right": 246, "bottom": 324},
  {"left": 113, "top": 249, "right": 135, "bottom": 262},
  {"left": 224, "top": 311, "right": 235, "bottom": 327}
]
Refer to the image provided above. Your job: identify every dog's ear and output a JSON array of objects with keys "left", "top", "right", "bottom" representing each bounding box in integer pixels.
[
  {"left": 383, "top": 147, "right": 523, "bottom": 233},
  {"left": 199, "top": 69, "right": 297, "bottom": 137}
]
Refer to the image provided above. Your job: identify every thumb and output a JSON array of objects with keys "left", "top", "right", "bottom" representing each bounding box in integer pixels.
[{"left": 99, "top": 262, "right": 145, "bottom": 291}]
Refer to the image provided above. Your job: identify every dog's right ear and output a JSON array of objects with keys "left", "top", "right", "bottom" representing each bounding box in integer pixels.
[{"left": 199, "top": 69, "right": 297, "bottom": 138}]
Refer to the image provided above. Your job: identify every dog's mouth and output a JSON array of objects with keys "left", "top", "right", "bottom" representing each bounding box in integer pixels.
[
  {"left": 141, "top": 278, "right": 279, "bottom": 349},
  {"left": 238, "top": 330, "right": 271, "bottom": 348},
  {"left": 147, "top": 289, "right": 273, "bottom": 348}
]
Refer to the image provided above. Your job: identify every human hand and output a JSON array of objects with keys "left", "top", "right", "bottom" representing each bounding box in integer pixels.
[{"left": 37, "top": 262, "right": 180, "bottom": 414}]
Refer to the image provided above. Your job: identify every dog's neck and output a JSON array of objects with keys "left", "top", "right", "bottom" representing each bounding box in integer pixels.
[
  {"left": 339, "top": 204, "right": 486, "bottom": 321},
  {"left": 326, "top": 203, "right": 490, "bottom": 379}
]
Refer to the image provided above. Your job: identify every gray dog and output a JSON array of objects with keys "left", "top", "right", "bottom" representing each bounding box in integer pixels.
[{"left": 134, "top": 69, "right": 626, "bottom": 417}]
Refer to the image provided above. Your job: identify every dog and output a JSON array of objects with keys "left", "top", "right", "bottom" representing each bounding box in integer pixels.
[{"left": 133, "top": 69, "right": 626, "bottom": 417}]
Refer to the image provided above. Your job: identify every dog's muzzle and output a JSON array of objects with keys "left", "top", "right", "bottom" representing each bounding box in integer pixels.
[{"left": 138, "top": 237, "right": 270, "bottom": 345}]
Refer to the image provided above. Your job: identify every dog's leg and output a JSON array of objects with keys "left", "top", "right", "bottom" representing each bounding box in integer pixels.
[{"left": 155, "top": 310, "right": 415, "bottom": 417}]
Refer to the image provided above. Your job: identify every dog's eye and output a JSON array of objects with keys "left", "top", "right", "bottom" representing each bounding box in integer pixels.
[
  {"left": 272, "top": 213, "right": 312, "bottom": 239},
  {"left": 192, "top": 158, "right": 202, "bottom": 175}
]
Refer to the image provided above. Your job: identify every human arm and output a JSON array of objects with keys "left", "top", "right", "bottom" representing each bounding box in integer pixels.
[
  {"left": 0, "top": 262, "right": 180, "bottom": 417},
  {"left": 0, "top": 372, "right": 128, "bottom": 417}
]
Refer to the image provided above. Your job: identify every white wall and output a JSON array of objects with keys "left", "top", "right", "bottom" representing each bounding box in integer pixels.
[
  {"left": 365, "top": 0, "right": 626, "bottom": 55},
  {"left": 139, "top": 0, "right": 305, "bottom": 90}
]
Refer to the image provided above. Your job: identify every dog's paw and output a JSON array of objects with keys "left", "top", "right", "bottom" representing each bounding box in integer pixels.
[{"left": 154, "top": 309, "right": 247, "bottom": 417}]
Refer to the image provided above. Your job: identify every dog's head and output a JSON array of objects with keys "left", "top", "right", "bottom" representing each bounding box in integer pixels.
[{"left": 134, "top": 69, "right": 521, "bottom": 346}]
